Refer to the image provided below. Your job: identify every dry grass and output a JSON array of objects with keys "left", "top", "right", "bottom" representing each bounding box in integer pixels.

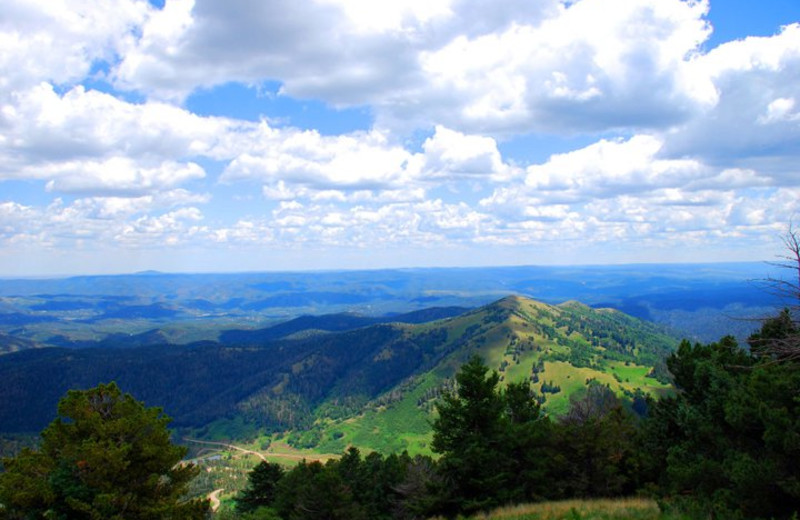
[{"left": 457, "top": 497, "right": 669, "bottom": 520}]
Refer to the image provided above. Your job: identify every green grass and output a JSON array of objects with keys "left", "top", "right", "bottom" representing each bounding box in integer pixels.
[
  {"left": 309, "top": 297, "right": 676, "bottom": 455},
  {"left": 443, "top": 497, "right": 690, "bottom": 520},
  {"left": 315, "top": 371, "right": 440, "bottom": 454},
  {"left": 539, "top": 360, "right": 670, "bottom": 415}
]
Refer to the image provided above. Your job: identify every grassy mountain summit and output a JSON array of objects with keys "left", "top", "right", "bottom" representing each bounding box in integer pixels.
[
  {"left": 285, "top": 294, "right": 676, "bottom": 454},
  {"left": 0, "top": 295, "right": 677, "bottom": 455}
]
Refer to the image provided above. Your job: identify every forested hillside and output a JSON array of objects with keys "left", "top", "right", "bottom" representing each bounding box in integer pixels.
[
  {"left": 0, "top": 296, "right": 677, "bottom": 450},
  {"left": 215, "top": 308, "right": 800, "bottom": 520}
]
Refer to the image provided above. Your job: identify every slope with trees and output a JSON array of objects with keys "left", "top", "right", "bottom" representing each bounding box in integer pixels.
[{"left": 0, "top": 295, "right": 678, "bottom": 452}]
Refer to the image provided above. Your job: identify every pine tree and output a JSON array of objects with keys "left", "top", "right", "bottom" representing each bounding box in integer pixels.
[
  {"left": 0, "top": 382, "right": 207, "bottom": 519},
  {"left": 236, "top": 461, "right": 284, "bottom": 514},
  {"left": 431, "top": 355, "right": 507, "bottom": 515}
]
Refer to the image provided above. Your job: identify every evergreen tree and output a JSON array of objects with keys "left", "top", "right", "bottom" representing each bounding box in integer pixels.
[
  {"left": 0, "top": 382, "right": 207, "bottom": 519},
  {"left": 431, "top": 355, "right": 507, "bottom": 516},
  {"left": 430, "top": 356, "right": 552, "bottom": 516},
  {"left": 236, "top": 461, "right": 284, "bottom": 514},
  {"left": 501, "top": 381, "right": 553, "bottom": 504},
  {"left": 551, "top": 385, "right": 638, "bottom": 499},
  {"left": 646, "top": 328, "right": 800, "bottom": 519}
]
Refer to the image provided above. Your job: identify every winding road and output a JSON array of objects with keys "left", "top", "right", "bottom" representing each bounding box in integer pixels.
[
  {"left": 208, "top": 489, "right": 223, "bottom": 512},
  {"left": 183, "top": 438, "right": 267, "bottom": 461}
]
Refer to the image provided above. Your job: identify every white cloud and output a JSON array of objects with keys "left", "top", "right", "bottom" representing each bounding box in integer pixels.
[
  {"left": 40, "top": 158, "right": 205, "bottom": 196},
  {"left": 0, "top": 202, "right": 37, "bottom": 241},
  {"left": 420, "top": 126, "right": 515, "bottom": 180},
  {"left": 0, "top": 0, "right": 149, "bottom": 91},
  {"left": 0, "top": 84, "right": 234, "bottom": 169},
  {"left": 113, "top": 0, "right": 713, "bottom": 135},
  {"left": 221, "top": 127, "right": 414, "bottom": 190},
  {"left": 261, "top": 181, "right": 426, "bottom": 204},
  {"left": 760, "top": 97, "right": 800, "bottom": 124},
  {"left": 203, "top": 198, "right": 495, "bottom": 248},
  {"left": 416, "top": 0, "right": 712, "bottom": 133},
  {"left": 517, "top": 135, "right": 705, "bottom": 202},
  {"left": 66, "top": 190, "right": 210, "bottom": 219},
  {"left": 224, "top": 124, "right": 518, "bottom": 199},
  {"left": 662, "top": 24, "right": 800, "bottom": 175},
  {"left": 1, "top": 0, "right": 799, "bottom": 272},
  {"left": 316, "top": 0, "right": 453, "bottom": 34}
]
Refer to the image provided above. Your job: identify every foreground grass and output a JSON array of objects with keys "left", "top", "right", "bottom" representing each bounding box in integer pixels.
[{"left": 451, "top": 497, "right": 688, "bottom": 520}]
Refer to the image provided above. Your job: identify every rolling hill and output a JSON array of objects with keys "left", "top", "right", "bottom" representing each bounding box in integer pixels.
[
  {"left": 0, "top": 296, "right": 678, "bottom": 453},
  {"left": 0, "top": 263, "right": 777, "bottom": 352},
  {"left": 294, "top": 295, "right": 676, "bottom": 454}
]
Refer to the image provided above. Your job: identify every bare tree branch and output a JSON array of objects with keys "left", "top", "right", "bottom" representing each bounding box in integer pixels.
[{"left": 754, "top": 222, "right": 800, "bottom": 362}]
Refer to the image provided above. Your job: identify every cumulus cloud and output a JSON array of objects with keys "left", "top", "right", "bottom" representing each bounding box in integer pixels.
[
  {"left": 0, "top": 196, "right": 210, "bottom": 251},
  {"left": 0, "top": 0, "right": 149, "bottom": 91},
  {"left": 115, "top": 207, "right": 206, "bottom": 247},
  {"left": 415, "top": 0, "right": 712, "bottom": 133},
  {"left": 662, "top": 24, "right": 800, "bottom": 175},
  {"left": 113, "top": 0, "right": 712, "bottom": 135},
  {"left": 40, "top": 158, "right": 205, "bottom": 196},
  {"left": 477, "top": 135, "right": 709, "bottom": 210},
  {"left": 1, "top": 0, "right": 799, "bottom": 272},
  {"left": 261, "top": 181, "right": 426, "bottom": 204},
  {"left": 529, "top": 136, "right": 703, "bottom": 193},
  {"left": 221, "top": 127, "right": 415, "bottom": 190},
  {"left": 419, "top": 126, "right": 515, "bottom": 180},
  {"left": 0, "top": 83, "right": 240, "bottom": 200},
  {"left": 70, "top": 190, "right": 211, "bottom": 219},
  {"left": 0, "top": 84, "right": 234, "bottom": 169}
]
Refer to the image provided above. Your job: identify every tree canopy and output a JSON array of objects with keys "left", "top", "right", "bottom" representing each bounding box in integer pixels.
[
  {"left": 431, "top": 355, "right": 553, "bottom": 515},
  {"left": 0, "top": 382, "right": 208, "bottom": 520},
  {"left": 643, "top": 322, "right": 800, "bottom": 518}
]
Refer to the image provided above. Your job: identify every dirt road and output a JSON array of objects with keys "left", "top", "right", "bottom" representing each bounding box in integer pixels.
[
  {"left": 208, "top": 489, "right": 223, "bottom": 512},
  {"left": 183, "top": 438, "right": 267, "bottom": 462}
]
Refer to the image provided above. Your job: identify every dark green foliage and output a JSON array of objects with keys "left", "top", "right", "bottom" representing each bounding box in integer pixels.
[
  {"left": 430, "top": 355, "right": 553, "bottom": 516},
  {"left": 236, "top": 448, "right": 436, "bottom": 520},
  {"left": 501, "top": 381, "right": 554, "bottom": 504},
  {"left": 540, "top": 380, "right": 562, "bottom": 394},
  {"left": 431, "top": 356, "right": 507, "bottom": 515},
  {"left": 0, "top": 382, "right": 208, "bottom": 519},
  {"left": 0, "top": 324, "right": 432, "bottom": 434},
  {"left": 550, "top": 301, "right": 677, "bottom": 379},
  {"left": 214, "top": 308, "right": 800, "bottom": 520},
  {"left": 643, "top": 314, "right": 800, "bottom": 519},
  {"left": 748, "top": 307, "right": 799, "bottom": 360},
  {"left": 0, "top": 295, "right": 678, "bottom": 450},
  {"left": 236, "top": 461, "right": 285, "bottom": 514},
  {"left": 550, "top": 385, "right": 640, "bottom": 499}
]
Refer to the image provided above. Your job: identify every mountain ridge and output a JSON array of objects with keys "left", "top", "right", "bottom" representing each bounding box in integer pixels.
[{"left": 0, "top": 295, "right": 678, "bottom": 453}]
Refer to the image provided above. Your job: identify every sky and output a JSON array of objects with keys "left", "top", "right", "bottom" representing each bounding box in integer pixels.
[{"left": 1, "top": 0, "right": 799, "bottom": 276}]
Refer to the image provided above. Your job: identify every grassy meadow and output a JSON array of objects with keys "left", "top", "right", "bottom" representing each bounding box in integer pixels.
[{"left": 450, "top": 498, "right": 688, "bottom": 520}]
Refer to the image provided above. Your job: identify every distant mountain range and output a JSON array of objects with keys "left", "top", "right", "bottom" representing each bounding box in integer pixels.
[
  {"left": 0, "top": 295, "right": 678, "bottom": 453},
  {"left": 0, "top": 264, "right": 781, "bottom": 355}
]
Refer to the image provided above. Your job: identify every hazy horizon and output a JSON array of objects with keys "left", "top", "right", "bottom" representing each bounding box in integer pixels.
[{"left": 0, "top": 258, "right": 774, "bottom": 280}]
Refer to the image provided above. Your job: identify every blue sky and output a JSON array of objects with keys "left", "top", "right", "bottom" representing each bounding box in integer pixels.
[{"left": 0, "top": 0, "right": 799, "bottom": 276}]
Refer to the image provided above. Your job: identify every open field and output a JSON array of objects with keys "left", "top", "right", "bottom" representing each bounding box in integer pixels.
[{"left": 453, "top": 498, "right": 688, "bottom": 520}]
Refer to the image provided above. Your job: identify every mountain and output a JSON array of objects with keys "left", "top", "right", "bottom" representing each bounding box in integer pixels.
[
  {"left": 298, "top": 295, "right": 676, "bottom": 453},
  {"left": 217, "top": 306, "right": 470, "bottom": 344},
  {"left": 0, "top": 263, "right": 777, "bottom": 352},
  {"left": 0, "top": 296, "right": 678, "bottom": 453},
  {"left": 0, "top": 333, "right": 41, "bottom": 355}
]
